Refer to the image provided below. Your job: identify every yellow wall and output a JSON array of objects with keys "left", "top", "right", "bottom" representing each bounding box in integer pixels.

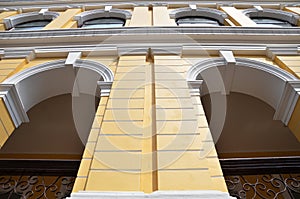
[
  {"left": 274, "top": 56, "right": 300, "bottom": 78},
  {"left": 221, "top": 7, "right": 257, "bottom": 27},
  {"left": 44, "top": 9, "right": 81, "bottom": 29},
  {"left": 153, "top": 6, "right": 176, "bottom": 26},
  {"left": 129, "top": 7, "right": 152, "bottom": 26},
  {"left": 0, "top": 98, "right": 15, "bottom": 147}
]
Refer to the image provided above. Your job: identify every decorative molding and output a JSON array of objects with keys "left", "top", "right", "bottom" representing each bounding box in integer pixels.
[
  {"left": 186, "top": 57, "right": 298, "bottom": 123},
  {"left": 3, "top": 11, "right": 59, "bottom": 29},
  {"left": 65, "top": 52, "right": 82, "bottom": 66},
  {"left": 0, "top": 84, "right": 28, "bottom": 127},
  {"left": 266, "top": 45, "right": 298, "bottom": 60},
  {"left": 74, "top": 9, "right": 131, "bottom": 27},
  {"left": 219, "top": 50, "right": 236, "bottom": 64},
  {"left": 187, "top": 80, "right": 203, "bottom": 97},
  {"left": 0, "top": 59, "right": 113, "bottom": 127},
  {"left": 169, "top": 7, "right": 228, "bottom": 24},
  {"left": 97, "top": 81, "right": 113, "bottom": 97},
  {"left": 68, "top": 190, "right": 235, "bottom": 199},
  {"left": 0, "top": 48, "right": 35, "bottom": 60},
  {"left": 243, "top": 8, "right": 300, "bottom": 26},
  {"left": 274, "top": 80, "right": 300, "bottom": 125}
]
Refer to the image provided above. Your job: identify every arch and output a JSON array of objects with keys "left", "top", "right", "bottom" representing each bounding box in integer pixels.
[
  {"left": 0, "top": 59, "right": 113, "bottom": 127},
  {"left": 242, "top": 8, "right": 299, "bottom": 26},
  {"left": 170, "top": 7, "right": 228, "bottom": 25},
  {"left": 187, "top": 57, "right": 299, "bottom": 124},
  {"left": 74, "top": 9, "right": 131, "bottom": 27},
  {"left": 3, "top": 11, "right": 59, "bottom": 30}
]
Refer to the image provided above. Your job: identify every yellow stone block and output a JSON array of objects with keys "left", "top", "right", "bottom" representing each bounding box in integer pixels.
[
  {"left": 110, "top": 89, "right": 144, "bottom": 98},
  {"left": 104, "top": 109, "right": 143, "bottom": 121},
  {"left": 0, "top": 123, "right": 9, "bottom": 147},
  {"left": 116, "top": 66, "right": 145, "bottom": 73},
  {"left": 107, "top": 99, "right": 144, "bottom": 109},
  {"left": 96, "top": 135, "right": 142, "bottom": 151},
  {"left": 92, "top": 151, "right": 141, "bottom": 170},
  {"left": 118, "top": 60, "right": 146, "bottom": 66},
  {"left": 77, "top": 159, "right": 92, "bottom": 177},
  {"left": 158, "top": 151, "right": 208, "bottom": 170},
  {"left": 158, "top": 170, "right": 214, "bottom": 190},
  {"left": 87, "top": 129, "right": 99, "bottom": 142},
  {"left": 114, "top": 73, "right": 145, "bottom": 80},
  {"left": 157, "top": 135, "right": 202, "bottom": 151},
  {"left": 156, "top": 99, "right": 193, "bottom": 109},
  {"left": 155, "top": 88, "right": 190, "bottom": 98},
  {"left": 211, "top": 177, "right": 228, "bottom": 192},
  {"left": 156, "top": 120, "right": 198, "bottom": 134},
  {"left": 206, "top": 157, "right": 224, "bottom": 177},
  {"left": 99, "top": 97, "right": 109, "bottom": 106},
  {"left": 0, "top": 69, "right": 14, "bottom": 76},
  {"left": 86, "top": 171, "right": 140, "bottom": 191},
  {"left": 156, "top": 109, "right": 196, "bottom": 121},
  {"left": 101, "top": 121, "right": 143, "bottom": 135},
  {"left": 197, "top": 115, "right": 209, "bottom": 128},
  {"left": 72, "top": 177, "right": 87, "bottom": 192},
  {"left": 82, "top": 142, "right": 96, "bottom": 159},
  {"left": 112, "top": 80, "right": 145, "bottom": 89},
  {"left": 0, "top": 99, "right": 15, "bottom": 134}
]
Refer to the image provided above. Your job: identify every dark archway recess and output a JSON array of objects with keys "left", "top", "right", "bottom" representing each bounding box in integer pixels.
[
  {"left": 0, "top": 94, "right": 99, "bottom": 199},
  {"left": 201, "top": 92, "right": 300, "bottom": 199}
]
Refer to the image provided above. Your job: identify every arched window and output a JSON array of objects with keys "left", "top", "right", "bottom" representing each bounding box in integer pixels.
[
  {"left": 81, "top": 17, "right": 125, "bottom": 28},
  {"left": 243, "top": 8, "right": 299, "bottom": 27},
  {"left": 170, "top": 7, "right": 227, "bottom": 26},
  {"left": 176, "top": 16, "right": 221, "bottom": 26},
  {"left": 14, "top": 19, "right": 52, "bottom": 30},
  {"left": 74, "top": 9, "right": 131, "bottom": 29},
  {"left": 3, "top": 11, "right": 59, "bottom": 31},
  {"left": 251, "top": 17, "right": 294, "bottom": 27}
]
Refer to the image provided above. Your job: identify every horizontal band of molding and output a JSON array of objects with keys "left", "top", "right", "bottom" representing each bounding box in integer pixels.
[
  {"left": 68, "top": 190, "right": 235, "bottom": 199},
  {"left": 1, "top": 27, "right": 300, "bottom": 47}
]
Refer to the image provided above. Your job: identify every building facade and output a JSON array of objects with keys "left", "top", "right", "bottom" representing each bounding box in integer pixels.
[{"left": 0, "top": 0, "right": 300, "bottom": 198}]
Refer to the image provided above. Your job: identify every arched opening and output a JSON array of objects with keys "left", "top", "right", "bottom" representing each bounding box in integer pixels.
[
  {"left": 202, "top": 92, "right": 300, "bottom": 158},
  {"left": 187, "top": 58, "right": 300, "bottom": 198},
  {"left": 0, "top": 59, "right": 113, "bottom": 198}
]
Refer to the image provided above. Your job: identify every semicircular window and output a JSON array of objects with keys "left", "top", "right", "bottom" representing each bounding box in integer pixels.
[
  {"left": 251, "top": 17, "right": 294, "bottom": 27},
  {"left": 14, "top": 20, "right": 51, "bottom": 31},
  {"left": 82, "top": 17, "right": 125, "bottom": 28},
  {"left": 176, "top": 16, "right": 221, "bottom": 26}
]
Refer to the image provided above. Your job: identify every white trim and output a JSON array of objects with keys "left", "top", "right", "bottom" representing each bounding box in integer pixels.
[
  {"left": 186, "top": 57, "right": 300, "bottom": 124},
  {"left": 0, "top": 59, "right": 114, "bottom": 127},
  {"left": 68, "top": 190, "right": 235, "bottom": 199},
  {"left": 243, "top": 8, "right": 300, "bottom": 26},
  {"left": 274, "top": 81, "right": 300, "bottom": 125},
  {"left": 65, "top": 52, "right": 82, "bottom": 66},
  {"left": 169, "top": 7, "right": 228, "bottom": 25},
  {"left": 0, "top": 84, "right": 28, "bottom": 127},
  {"left": 3, "top": 11, "right": 59, "bottom": 30},
  {"left": 74, "top": 9, "right": 131, "bottom": 27}
]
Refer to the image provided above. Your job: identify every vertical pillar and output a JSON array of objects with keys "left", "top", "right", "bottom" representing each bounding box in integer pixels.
[
  {"left": 220, "top": 7, "right": 257, "bottom": 27},
  {"left": 129, "top": 7, "right": 152, "bottom": 26},
  {"left": 44, "top": 8, "right": 81, "bottom": 29},
  {"left": 152, "top": 6, "right": 176, "bottom": 26}
]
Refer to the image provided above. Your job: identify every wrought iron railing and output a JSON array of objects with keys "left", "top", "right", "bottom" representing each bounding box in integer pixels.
[
  {"left": 220, "top": 157, "right": 300, "bottom": 199},
  {"left": 0, "top": 160, "right": 80, "bottom": 199}
]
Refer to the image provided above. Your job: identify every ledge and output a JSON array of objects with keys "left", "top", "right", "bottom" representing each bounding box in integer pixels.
[{"left": 68, "top": 190, "right": 235, "bottom": 199}]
